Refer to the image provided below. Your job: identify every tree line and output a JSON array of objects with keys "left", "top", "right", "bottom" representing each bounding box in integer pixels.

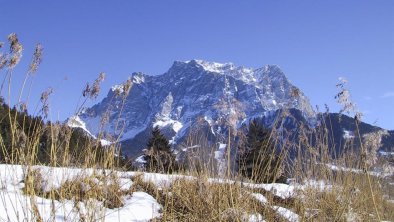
[
  {"left": 141, "top": 120, "right": 286, "bottom": 183},
  {"left": 0, "top": 97, "right": 127, "bottom": 168}
]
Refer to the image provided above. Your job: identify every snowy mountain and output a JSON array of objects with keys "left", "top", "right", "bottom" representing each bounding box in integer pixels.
[{"left": 74, "top": 60, "right": 316, "bottom": 156}]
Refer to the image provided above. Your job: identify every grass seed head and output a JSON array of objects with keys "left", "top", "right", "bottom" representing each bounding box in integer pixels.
[
  {"left": 123, "top": 77, "right": 132, "bottom": 96},
  {"left": 29, "top": 43, "right": 43, "bottom": 74},
  {"left": 90, "top": 72, "right": 105, "bottom": 99},
  {"left": 7, "top": 33, "right": 23, "bottom": 68},
  {"left": 40, "top": 87, "right": 53, "bottom": 118},
  {"left": 0, "top": 53, "right": 7, "bottom": 69},
  {"left": 82, "top": 82, "right": 91, "bottom": 97}
]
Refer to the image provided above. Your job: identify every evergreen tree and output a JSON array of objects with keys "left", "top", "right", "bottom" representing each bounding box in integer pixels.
[
  {"left": 143, "top": 126, "right": 176, "bottom": 173},
  {"left": 238, "top": 119, "right": 285, "bottom": 183}
]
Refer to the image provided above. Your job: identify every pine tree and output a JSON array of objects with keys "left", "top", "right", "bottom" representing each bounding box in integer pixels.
[
  {"left": 238, "top": 119, "right": 285, "bottom": 183},
  {"left": 143, "top": 126, "right": 176, "bottom": 173}
]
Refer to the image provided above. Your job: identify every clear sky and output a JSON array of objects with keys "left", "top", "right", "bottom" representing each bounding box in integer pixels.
[{"left": 1, "top": 1, "right": 393, "bottom": 129}]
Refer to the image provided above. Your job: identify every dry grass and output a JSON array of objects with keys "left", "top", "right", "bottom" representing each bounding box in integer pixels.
[
  {"left": 56, "top": 173, "right": 126, "bottom": 209},
  {"left": 23, "top": 168, "right": 130, "bottom": 208},
  {"left": 295, "top": 172, "right": 394, "bottom": 221},
  {"left": 131, "top": 173, "right": 292, "bottom": 221}
]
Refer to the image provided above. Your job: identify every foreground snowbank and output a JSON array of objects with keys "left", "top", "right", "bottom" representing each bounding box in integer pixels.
[
  {"left": 0, "top": 165, "right": 161, "bottom": 222},
  {"left": 0, "top": 164, "right": 307, "bottom": 222}
]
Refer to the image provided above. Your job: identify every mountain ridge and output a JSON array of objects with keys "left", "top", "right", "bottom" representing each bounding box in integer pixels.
[{"left": 70, "top": 60, "right": 392, "bottom": 158}]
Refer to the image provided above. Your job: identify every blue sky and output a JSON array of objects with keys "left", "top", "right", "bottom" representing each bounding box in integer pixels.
[{"left": 1, "top": 1, "right": 393, "bottom": 129}]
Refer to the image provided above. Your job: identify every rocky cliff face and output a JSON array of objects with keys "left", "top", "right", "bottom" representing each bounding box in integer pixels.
[{"left": 75, "top": 60, "right": 316, "bottom": 156}]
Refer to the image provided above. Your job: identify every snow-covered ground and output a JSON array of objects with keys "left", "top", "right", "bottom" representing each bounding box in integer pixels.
[
  {"left": 326, "top": 163, "right": 394, "bottom": 178},
  {"left": 0, "top": 164, "right": 315, "bottom": 222},
  {"left": 6, "top": 162, "right": 391, "bottom": 222},
  {"left": 0, "top": 165, "right": 161, "bottom": 222}
]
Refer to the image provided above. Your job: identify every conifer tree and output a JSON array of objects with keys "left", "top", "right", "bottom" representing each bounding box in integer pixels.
[
  {"left": 238, "top": 119, "right": 285, "bottom": 183},
  {"left": 143, "top": 126, "right": 175, "bottom": 173}
]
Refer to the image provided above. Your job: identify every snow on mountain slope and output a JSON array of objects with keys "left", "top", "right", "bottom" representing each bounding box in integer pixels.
[
  {"left": 67, "top": 116, "right": 94, "bottom": 137},
  {"left": 67, "top": 116, "right": 113, "bottom": 146},
  {"left": 74, "top": 60, "right": 316, "bottom": 154}
]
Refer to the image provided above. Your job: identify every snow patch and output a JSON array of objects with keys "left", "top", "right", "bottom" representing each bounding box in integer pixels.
[
  {"left": 247, "top": 214, "right": 265, "bottom": 222},
  {"left": 343, "top": 129, "right": 355, "bottom": 139},
  {"left": 327, "top": 163, "right": 393, "bottom": 178},
  {"left": 153, "top": 119, "right": 183, "bottom": 133},
  {"left": 251, "top": 193, "right": 268, "bottom": 204},
  {"left": 245, "top": 183, "right": 295, "bottom": 199},
  {"left": 105, "top": 192, "right": 161, "bottom": 221},
  {"left": 272, "top": 100, "right": 277, "bottom": 105},
  {"left": 273, "top": 206, "right": 300, "bottom": 222},
  {"left": 100, "top": 139, "right": 112, "bottom": 146},
  {"left": 135, "top": 155, "right": 147, "bottom": 164},
  {"left": 111, "top": 84, "right": 124, "bottom": 93},
  {"left": 214, "top": 143, "right": 227, "bottom": 176},
  {"left": 181, "top": 145, "right": 201, "bottom": 152},
  {"left": 132, "top": 75, "right": 145, "bottom": 84},
  {"left": 193, "top": 60, "right": 236, "bottom": 74},
  {"left": 67, "top": 116, "right": 95, "bottom": 138},
  {"left": 0, "top": 165, "right": 162, "bottom": 222},
  {"left": 379, "top": 151, "right": 394, "bottom": 156},
  {"left": 214, "top": 143, "right": 227, "bottom": 160},
  {"left": 67, "top": 116, "right": 114, "bottom": 147}
]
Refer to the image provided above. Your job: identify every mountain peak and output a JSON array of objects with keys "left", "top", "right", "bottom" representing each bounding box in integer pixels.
[
  {"left": 131, "top": 72, "right": 147, "bottom": 84},
  {"left": 78, "top": 60, "right": 316, "bottom": 151},
  {"left": 192, "top": 60, "right": 235, "bottom": 73},
  {"left": 263, "top": 64, "right": 283, "bottom": 74},
  {"left": 190, "top": 59, "right": 256, "bottom": 75},
  {"left": 178, "top": 60, "right": 289, "bottom": 87},
  {"left": 171, "top": 59, "right": 254, "bottom": 75}
]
